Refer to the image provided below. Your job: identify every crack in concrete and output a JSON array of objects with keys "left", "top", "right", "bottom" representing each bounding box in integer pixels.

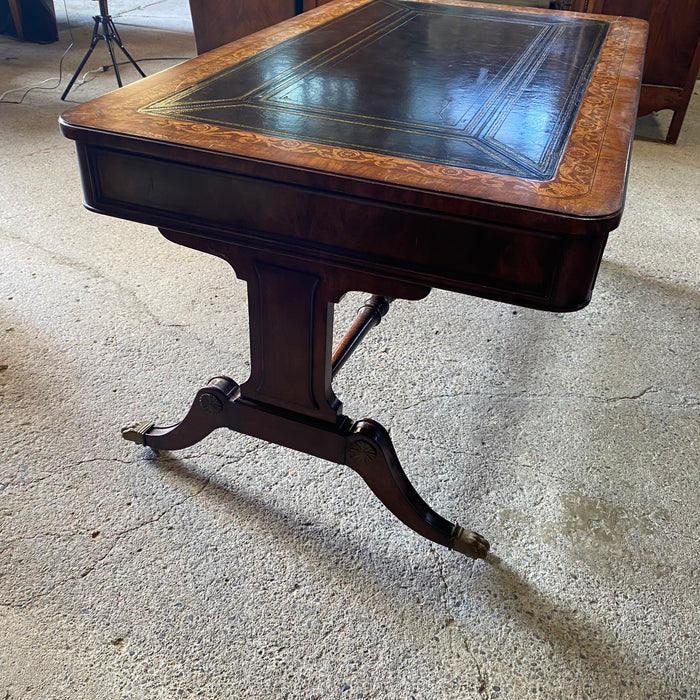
[
  {"left": 605, "top": 386, "right": 654, "bottom": 402},
  {"left": 15, "top": 145, "right": 66, "bottom": 160},
  {"left": 3, "top": 457, "right": 136, "bottom": 490},
  {"left": 0, "top": 493, "right": 198, "bottom": 609},
  {"left": 74, "top": 456, "right": 135, "bottom": 468},
  {"left": 430, "top": 546, "right": 490, "bottom": 699},
  {"left": 0, "top": 460, "right": 231, "bottom": 609},
  {"left": 0, "top": 230, "right": 177, "bottom": 329},
  {"left": 401, "top": 385, "right": 698, "bottom": 411},
  {"left": 0, "top": 444, "right": 269, "bottom": 608}
]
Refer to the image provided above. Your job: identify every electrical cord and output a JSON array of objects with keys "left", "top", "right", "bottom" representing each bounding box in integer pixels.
[
  {"left": 77, "top": 56, "right": 190, "bottom": 87},
  {"left": 0, "top": 0, "right": 74, "bottom": 104}
]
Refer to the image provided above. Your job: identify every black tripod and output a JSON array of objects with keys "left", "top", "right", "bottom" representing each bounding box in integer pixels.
[{"left": 61, "top": 0, "right": 145, "bottom": 100}]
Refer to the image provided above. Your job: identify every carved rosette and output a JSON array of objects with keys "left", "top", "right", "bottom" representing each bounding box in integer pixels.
[{"left": 347, "top": 439, "right": 377, "bottom": 464}]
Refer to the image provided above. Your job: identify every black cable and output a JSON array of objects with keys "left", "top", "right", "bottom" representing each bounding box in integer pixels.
[{"left": 95, "top": 56, "right": 191, "bottom": 72}]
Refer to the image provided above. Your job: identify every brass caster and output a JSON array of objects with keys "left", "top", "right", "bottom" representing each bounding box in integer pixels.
[
  {"left": 121, "top": 421, "right": 155, "bottom": 446},
  {"left": 451, "top": 525, "right": 490, "bottom": 559}
]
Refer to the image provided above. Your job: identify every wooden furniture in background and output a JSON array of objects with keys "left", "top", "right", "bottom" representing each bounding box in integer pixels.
[
  {"left": 6, "top": 0, "right": 24, "bottom": 40},
  {"left": 570, "top": 0, "right": 700, "bottom": 143},
  {"left": 60, "top": 1, "right": 646, "bottom": 558},
  {"left": 188, "top": 0, "right": 334, "bottom": 54},
  {"left": 2, "top": 0, "right": 57, "bottom": 42}
]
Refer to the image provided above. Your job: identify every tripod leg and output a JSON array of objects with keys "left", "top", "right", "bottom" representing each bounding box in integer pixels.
[
  {"left": 60, "top": 19, "right": 101, "bottom": 100},
  {"left": 109, "top": 19, "right": 146, "bottom": 78},
  {"left": 101, "top": 19, "right": 124, "bottom": 87}
]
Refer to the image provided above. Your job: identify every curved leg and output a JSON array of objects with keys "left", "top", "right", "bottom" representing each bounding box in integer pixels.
[
  {"left": 345, "top": 419, "right": 489, "bottom": 559},
  {"left": 122, "top": 376, "right": 239, "bottom": 451},
  {"left": 121, "top": 381, "right": 489, "bottom": 556}
]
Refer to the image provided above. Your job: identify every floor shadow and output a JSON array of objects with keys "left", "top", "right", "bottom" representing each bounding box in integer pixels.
[
  {"left": 600, "top": 258, "right": 700, "bottom": 305},
  {"left": 147, "top": 450, "right": 689, "bottom": 698},
  {"left": 148, "top": 448, "right": 454, "bottom": 599},
  {"left": 478, "top": 554, "right": 688, "bottom": 698}
]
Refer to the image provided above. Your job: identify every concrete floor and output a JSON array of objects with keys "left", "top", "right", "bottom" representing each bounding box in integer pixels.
[{"left": 1, "top": 1, "right": 699, "bottom": 698}]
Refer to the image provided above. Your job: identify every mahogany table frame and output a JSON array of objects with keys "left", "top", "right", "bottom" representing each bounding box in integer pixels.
[{"left": 60, "top": 0, "right": 646, "bottom": 558}]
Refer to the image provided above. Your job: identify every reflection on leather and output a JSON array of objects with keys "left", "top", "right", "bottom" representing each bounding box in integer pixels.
[{"left": 142, "top": 0, "right": 608, "bottom": 180}]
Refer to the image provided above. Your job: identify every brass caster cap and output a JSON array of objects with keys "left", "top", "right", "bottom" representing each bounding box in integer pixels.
[{"left": 452, "top": 526, "right": 490, "bottom": 559}]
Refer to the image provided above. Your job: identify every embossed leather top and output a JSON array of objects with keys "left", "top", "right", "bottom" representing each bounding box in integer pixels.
[
  {"left": 143, "top": 2, "right": 608, "bottom": 180},
  {"left": 60, "top": 0, "right": 647, "bottom": 311}
]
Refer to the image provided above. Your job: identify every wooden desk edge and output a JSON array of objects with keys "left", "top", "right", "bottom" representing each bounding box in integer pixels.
[{"left": 60, "top": 0, "right": 647, "bottom": 226}]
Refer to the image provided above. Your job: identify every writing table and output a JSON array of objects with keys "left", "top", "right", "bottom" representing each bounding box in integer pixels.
[{"left": 60, "top": 0, "right": 646, "bottom": 558}]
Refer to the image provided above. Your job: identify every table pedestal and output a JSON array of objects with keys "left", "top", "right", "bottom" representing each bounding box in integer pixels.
[{"left": 122, "top": 228, "right": 489, "bottom": 559}]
